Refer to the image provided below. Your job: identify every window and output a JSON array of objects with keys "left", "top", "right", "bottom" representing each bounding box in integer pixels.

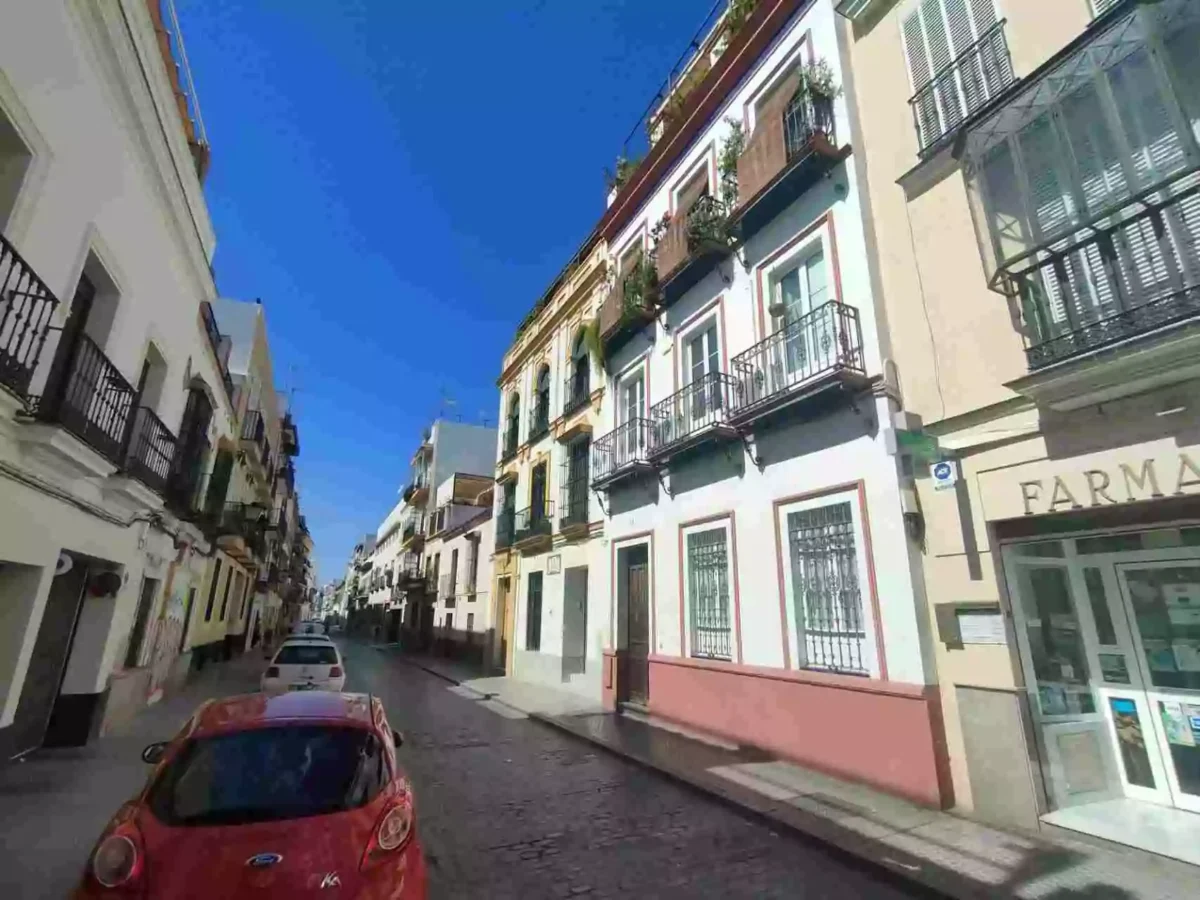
[
  {"left": 526, "top": 571, "right": 543, "bottom": 650},
  {"left": 204, "top": 559, "right": 222, "bottom": 622},
  {"left": 530, "top": 462, "right": 548, "bottom": 520},
  {"left": 0, "top": 104, "right": 33, "bottom": 231},
  {"left": 783, "top": 499, "right": 869, "bottom": 675},
  {"left": 567, "top": 330, "right": 590, "bottom": 411},
  {"left": 619, "top": 371, "right": 645, "bottom": 424},
  {"left": 444, "top": 612, "right": 453, "bottom": 630},
  {"left": 449, "top": 548, "right": 459, "bottom": 596},
  {"left": 220, "top": 570, "right": 238, "bottom": 622},
  {"left": 466, "top": 536, "right": 479, "bottom": 594},
  {"left": 467, "top": 612, "right": 475, "bottom": 631},
  {"left": 1090, "top": 0, "right": 1121, "bottom": 16},
  {"left": 533, "top": 365, "right": 550, "bottom": 434},
  {"left": 273, "top": 644, "right": 338, "bottom": 665},
  {"left": 506, "top": 393, "right": 521, "bottom": 449},
  {"left": 902, "top": 0, "right": 1012, "bottom": 151},
  {"left": 147, "top": 726, "right": 383, "bottom": 826},
  {"left": 685, "top": 527, "right": 733, "bottom": 660}
]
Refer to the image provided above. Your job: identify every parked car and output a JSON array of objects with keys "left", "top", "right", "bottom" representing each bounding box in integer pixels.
[
  {"left": 74, "top": 691, "right": 426, "bottom": 898},
  {"left": 262, "top": 639, "right": 345, "bottom": 693}
]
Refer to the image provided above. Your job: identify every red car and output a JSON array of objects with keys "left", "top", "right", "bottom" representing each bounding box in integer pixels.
[{"left": 75, "top": 691, "right": 427, "bottom": 899}]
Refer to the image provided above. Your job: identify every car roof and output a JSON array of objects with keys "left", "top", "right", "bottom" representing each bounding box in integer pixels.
[
  {"left": 281, "top": 634, "right": 332, "bottom": 643},
  {"left": 191, "top": 692, "right": 373, "bottom": 735}
]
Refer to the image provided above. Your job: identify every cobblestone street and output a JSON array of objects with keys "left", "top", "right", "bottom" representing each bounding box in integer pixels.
[{"left": 0, "top": 639, "right": 935, "bottom": 899}]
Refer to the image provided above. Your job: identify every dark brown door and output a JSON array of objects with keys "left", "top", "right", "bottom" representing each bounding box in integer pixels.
[
  {"left": 561, "top": 566, "right": 588, "bottom": 680},
  {"left": 124, "top": 576, "right": 159, "bottom": 668},
  {"left": 9, "top": 562, "right": 89, "bottom": 759},
  {"left": 625, "top": 547, "right": 650, "bottom": 706}
]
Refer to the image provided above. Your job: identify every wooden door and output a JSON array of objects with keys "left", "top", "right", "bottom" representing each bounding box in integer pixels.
[{"left": 624, "top": 547, "right": 650, "bottom": 705}]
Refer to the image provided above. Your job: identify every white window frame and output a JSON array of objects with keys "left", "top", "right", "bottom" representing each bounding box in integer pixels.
[
  {"left": 681, "top": 518, "right": 739, "bottom": 662},
  {"left": 760, "top": 225, "right": 832, "bottom": 329},
  {"left": 677, "top": 313, "right": 721, "bottom": 387},
  {"left": 776, "top": 488, "right": 879, "bottom": 678}
]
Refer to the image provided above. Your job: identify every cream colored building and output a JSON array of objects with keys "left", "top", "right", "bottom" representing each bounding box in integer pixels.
[
  {"left": 839, "top": 0, "right": 1200, "bottom": 860},
  {"left": 493, "top": 240, "right": 610, "bottom": 691}
]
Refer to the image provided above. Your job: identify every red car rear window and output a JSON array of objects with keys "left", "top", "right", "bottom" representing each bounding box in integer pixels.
[{"left": 147, "top": 725, "right": 386, "bottom": 826}]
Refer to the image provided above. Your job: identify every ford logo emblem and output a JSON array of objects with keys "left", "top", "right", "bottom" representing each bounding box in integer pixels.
[{"left": 246, "top": 853, "right": 283, "bottom": 868}]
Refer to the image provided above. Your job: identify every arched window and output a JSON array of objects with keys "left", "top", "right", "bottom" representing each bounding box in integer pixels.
[{"left": 567, "top": 330, "right": 590, "bottom": 413}]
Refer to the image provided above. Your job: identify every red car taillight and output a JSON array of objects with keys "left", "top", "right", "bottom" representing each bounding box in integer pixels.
[
  {"left": 265, "top": 666, "right": 280, "bottom": 678},
  {"left": 329, "top": 666, "right": 343, "bottom": 678},
  {"left": 90, "top": 820, "right": 145, "bottom": 894},
  {"left": 360, "top": 783, "right": 414, "bottom": 872}
]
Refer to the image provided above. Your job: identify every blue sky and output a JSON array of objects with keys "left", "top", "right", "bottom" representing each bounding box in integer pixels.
[{"left": 176, "top": 0, "right": 707, "bottom": 581}]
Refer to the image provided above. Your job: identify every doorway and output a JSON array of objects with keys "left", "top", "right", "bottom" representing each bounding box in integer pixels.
[
  {"left": 1005, "top": 526, "right": 1200, "bottom": 857},
  {"left": 618, "top": 544, "right": 650, "bottom": 706},
  {"left": 562, "top": 566, "right": 588, "bottom": 680},
  {"left": 496, "top": 576, "right": 512, "bottom": 674},
  {"left": 124, "top": 577, "right": 159, "bottom": 669},
  {"left": 8, "top": 558, "right": 88, "bottom": 758}
]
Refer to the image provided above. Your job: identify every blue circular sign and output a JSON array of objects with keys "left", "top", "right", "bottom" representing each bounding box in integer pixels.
[{"left": 932, "top": 462, "right": 952, "bottom": 480}]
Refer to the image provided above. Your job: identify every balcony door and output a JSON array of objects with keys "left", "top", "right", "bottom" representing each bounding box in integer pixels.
[
  {"left": 530, "top": 462, "right": 547, "bottom": 524},
  {"left": 618, "top": 371, "right": 645, "bottom": 462},
  {"left": 686, "top": 323, "right": 720, "bottom": 423},
  {"left": 773, "top": 248, "right": 829, "bottom": 382}
]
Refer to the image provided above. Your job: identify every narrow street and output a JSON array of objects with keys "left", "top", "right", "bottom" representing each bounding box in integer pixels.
[{"left": 0, "top": 638, "right": 934, "bottom": 899}]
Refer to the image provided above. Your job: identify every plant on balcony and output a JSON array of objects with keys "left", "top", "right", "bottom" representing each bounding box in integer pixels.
[
  {"left": 649, "top": 211, "right": 672, "bottom": 248},
  {"left": 582, "top": 314, "right": 604, "bottom": 367},
  {"left": 718, "top": 118, "right": 745, "bottom": 208},
  {"left": 797, "top": 58, "right": 841, "bottom": 101},
  {"left": 724, "top": 0, "right": 759, "bottom": 36},
  {"left": 604, "top": 154, "right": 641, "bottom": 194},
  {"left": 622, "top": 256, "right": 661, "bottom": 315},
  {"left": 686, "top": 195, "right": 730, "bottom": 249}
]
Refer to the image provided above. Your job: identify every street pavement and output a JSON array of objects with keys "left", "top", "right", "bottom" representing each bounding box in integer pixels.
[{"left": 0, "top": 637, "right": 937, "bottom": 899}]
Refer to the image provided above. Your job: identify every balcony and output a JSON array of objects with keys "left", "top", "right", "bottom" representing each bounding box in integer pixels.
[
  {"left": 559, "top": 468, "right": 589, "bottom": 539},
  {"left": 727, "top": 92, "right": 839, "bottom": 241},
  {"left": 648, "top": 372, "right": 738, "bottom": 460},
  {"left": 0, "top": 232, "right": 60, "bottom": 403},
  {"left": 164, "top": 431, "right": 208, "bottom": 518},
  {"left": 513, "top": 499, "right": 554, "bottom": 553},
  {"left": 960, "top": 0, "right": 1200, "bottom": 409},
  {"left": 280, "top": 412, "right": 300, "bottom": 456},
  {"left": 730, "top": 301, "right": 868, "bottom": 426},
  {"left": 33, "top": 331, "right": 137, "bottom": 465},
  {"left": 495, "top": 508, "right": 515, "bottom": 551},
  {"left": 591, "top": 417, "right": 653, "bottom": 489},
  {"left": 655, "top": 195, "right": 733, "bottom": 307},
  {"left": 123, "top": 407, "right": 177, "bottom": 495},
  {"left": 215, "top": 502, "right": 267, "bottom": 565},
  {"left": 909, "top": 19, "right": 1014, "bottom": 156},
  {"left": 401, "top": 519, "right": 426, "bottom": 550},
  {"left": 561, "top": 371, "right": 591, "bottom": 421},
  {"left": 239, "top": 409, "right": 270, "bottom": 482},
  {"left": 405, "top": 475, "right": 429, "bottom": 507},
  {"left": 598, "top": 258, "right": 661, "bottom": 356},
  {"left": 200, "top": 302, "right": 235, "bottom": 400},
  {"left": 528, "top": 401, "right": 550, "bottom": 444}
]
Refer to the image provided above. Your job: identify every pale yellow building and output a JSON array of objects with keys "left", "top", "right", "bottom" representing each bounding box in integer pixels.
[{"left": 839, "top": 0, "right": 1200, "bottom": 860}]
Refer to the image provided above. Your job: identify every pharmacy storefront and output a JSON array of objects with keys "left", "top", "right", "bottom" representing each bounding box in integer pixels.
[{"left": 980, "top": 445, "right": 1200, "bottom": 861}]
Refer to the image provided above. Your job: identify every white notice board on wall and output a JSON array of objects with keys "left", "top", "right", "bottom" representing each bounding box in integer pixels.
[{"left": 957, "top": 609, "right": 1006, "bottom": 645}]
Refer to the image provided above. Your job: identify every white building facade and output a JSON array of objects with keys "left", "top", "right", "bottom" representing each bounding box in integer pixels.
[{"left": 588, "top": 0, "right": 946, "bottom": 805}]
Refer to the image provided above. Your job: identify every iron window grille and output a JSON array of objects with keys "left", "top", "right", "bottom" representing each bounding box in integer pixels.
[
  {"left": 526, "top": 572, "right": 543, "bottom": 651},
  {"left": 591, "top": 417, "right": 652, "bottom": 483},
  {"left": 786, "top": 500, "right": 867, "bottom": 675},
  {"left": 559, "top": 439, "right": 590, "bottom": 529},
  {"left": 563, "top": 367, "right": 590, "bottom": 417},
  {"left": 686, "top": 527, "right": 733, "bottom": 661}
]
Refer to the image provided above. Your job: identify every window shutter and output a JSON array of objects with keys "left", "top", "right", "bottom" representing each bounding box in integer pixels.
[
  {"left": 902, "top": 9, "right": 940, "bottom": 147},
  {"left": 1109, "top": 49, "right": 1186, "bottom": 189},
  {"left": 1091, "top": 0, "right": 1121, "bottom": 17}
]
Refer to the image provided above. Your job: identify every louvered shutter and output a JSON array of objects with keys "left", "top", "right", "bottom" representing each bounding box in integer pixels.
[
  {"left": 1091, "top": 0, "right": 1121, "bottom": 17},
  {"left": 1060, "top": 83, "right": 1128, "bottom": 215},
  {"left": 1110, "top": 49, "right": 1186, "bottom": 188},
  {"left": 902, "top": 9, "right": 940, "bottom": 147}
]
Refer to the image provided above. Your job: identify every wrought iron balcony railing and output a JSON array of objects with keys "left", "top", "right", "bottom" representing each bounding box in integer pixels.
[
  {"left": 735, "top": 91, "right": 836, "bottom": 219},
  {"left": 730, "top": 301, "right": 866, "bottom": 418},
  {"left": 0, "top": 232, "right": 60, "bottom": 402},
  {"left": 495, "top": 508, "right": 515, "bottom": 550},
  {"left": 528, "top": 401, "right": 550, "bottom": 443},
  {"left": 655, "top": 194, "right": 731, "bottom": 292},
  {"left": 514, "top": 499, "right": 554, "bottom": 545},
  {"left": 33, "top": 331, "right": 137, "bottom": 464},
  {"left": 200, "top": 301, "right": 235, "bottom": 399},
  {"left": 241, "top": 409, "right": 266, "bottom": 449},
  {"left": 648, "top": 371, "right": 737, "bottom": 457},
  {"left": 562, "top": 371, "right": 590, "bottom": 418},
  {"left": 591, "top": 417, "right": 653, "bottom": 486},
  {"left": 909, "top": 19, "right": 1014, "bottom": 155},
  {"left": 124, "top": 406, "right": 177, "bottom": 495},
  {"left": 1012, "top": 186, "right": 1200, "bottom": 369}
]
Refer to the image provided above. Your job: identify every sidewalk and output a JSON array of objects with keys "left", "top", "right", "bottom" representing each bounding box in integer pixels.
[
  {"left": 392, "top": 649, "right": 1198, "bottom": 900},
  {"left": 0, "top": 651, "right": 264, "bottom": 900}
]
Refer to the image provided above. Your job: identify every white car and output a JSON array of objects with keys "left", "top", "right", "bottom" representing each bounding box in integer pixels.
[
  {"left": 292, "top": 620, "right": 326, "bottom": 636},
  {"left": 262, "top": 638, "right": 345, "bottom": 693}
]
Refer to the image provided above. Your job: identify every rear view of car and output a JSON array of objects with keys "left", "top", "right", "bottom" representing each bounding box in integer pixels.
[
  {"left": 75, "top": 692, "right": 426, "bottom": 899},
  {"left": 262, "top": 640, "right": 345, "bottom": 693}
]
